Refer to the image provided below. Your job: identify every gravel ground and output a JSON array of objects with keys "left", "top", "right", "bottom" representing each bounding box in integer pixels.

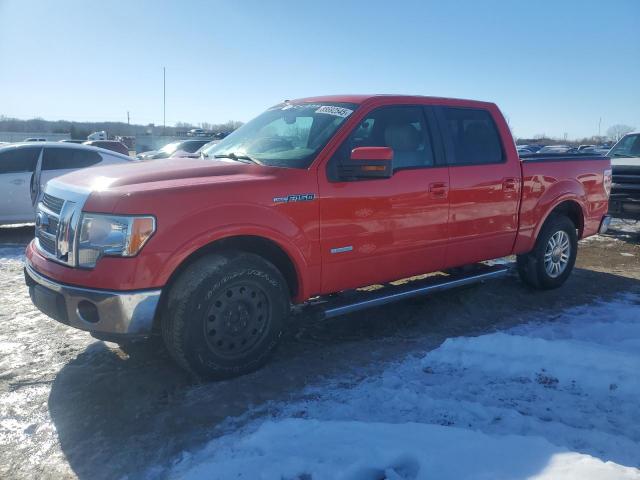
[{"left": 0, "top": 221, "right": 639, "bottom": 479}]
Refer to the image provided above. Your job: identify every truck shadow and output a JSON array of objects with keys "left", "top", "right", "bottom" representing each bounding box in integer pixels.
[
  {"left": 0, "top": 224, "right": 34, "bottom": 245},
  {"left": 48, "top": 267, "right": 640, "bottom": 479}
]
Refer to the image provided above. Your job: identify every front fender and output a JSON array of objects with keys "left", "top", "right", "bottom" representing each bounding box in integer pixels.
[{"left": 148, "top": 202, "right": 320, "bottom": 302}]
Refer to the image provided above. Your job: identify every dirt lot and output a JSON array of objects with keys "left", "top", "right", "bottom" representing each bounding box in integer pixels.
[{"left": 1, "top": 222, "right": 639, "bottom": 479}]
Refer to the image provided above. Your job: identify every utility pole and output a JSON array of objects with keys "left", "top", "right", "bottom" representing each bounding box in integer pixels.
[
  {"left": 163, "top": 67, "right": 166, "bottom": 135},
  {"left": 127, "top": 111, "right": 130, "bottom": 126},
  {"left": 598, "top": 117, "right": 602, "bottom": 137}
]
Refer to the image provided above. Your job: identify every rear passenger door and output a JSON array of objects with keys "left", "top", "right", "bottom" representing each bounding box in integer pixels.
[
  {"left": 319, "top": 105, "right": 450, "bottom": 293},
  {"left": 436, "top": 106, "right": 520, "bottom": 267}
]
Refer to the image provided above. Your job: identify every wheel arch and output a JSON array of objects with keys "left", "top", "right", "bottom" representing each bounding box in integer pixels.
[
  {"left": 541, "top": 199, "right": 585, "bottom": 238},
  {"left": 515, "top": 193, "right": 587, "bottom": 255},
  {"left": 151, "top": 232, "right": 307, "bottom": 333}
]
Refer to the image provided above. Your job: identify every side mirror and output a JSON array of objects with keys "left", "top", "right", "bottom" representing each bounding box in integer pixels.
[{"left": 338, "top": 146, "right": 393, "bottom": 180}]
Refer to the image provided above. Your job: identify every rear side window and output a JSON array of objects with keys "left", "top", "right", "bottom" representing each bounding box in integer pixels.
[
  {"left": 439, "top": 107, "right": 503, "bottom": 165},
  {"left": 0, "top": 147, "right": 41, "bottom": 173},
  {"left": 43, "top": 148, "right": 102, "bottom": 170}
]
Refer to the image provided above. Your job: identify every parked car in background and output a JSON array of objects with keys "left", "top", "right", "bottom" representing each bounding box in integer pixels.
[
  {"left": 577, "top": 144, "right": 596, "bottom": 151},
  {"left": 516, "top": 146, "right": 534, "bottom": 155},
  {"left": 607, "top": 131, "right": 640, "bottom": 220},
  {"left": 83, "top": 140, "right": 130, "bottom": 156},
  {"left": 24, "top": 138, "right": 47, "bottom": 142},
  {"left": 0, "top": 142, "right": 134, "bottom": 225},
  {"left": 171, "top": 140, "right": 219, "bottom": 159},
  {"left": 59, "top": 139, "right": 86, "bottom": 144},
  {"left": 137, "top": 139, "right": 210, "bottom": 160},
  {"left": 521, "top": 144, "right": 545, "bottom": 153},
  {"left": 187, "top": 128, "right": 209, "bottom": 137},
  {"left": 537, "top": 145, "right": 573, "bottom": 154},
  {"left": 580, "top": 145, "right": 611, "bottom": 156},
  {"left": 87, "top": 131, "right": 107, "bottom": 141},
  {"left": 24, "top": 94, "right": 611, "bottom": 379}
]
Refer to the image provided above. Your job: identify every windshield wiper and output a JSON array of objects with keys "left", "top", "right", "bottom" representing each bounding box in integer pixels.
[
  {"left": 612, "top": 153, "right": 632, "bottom": 158},
  {"left": 213, "top": 152, "right": 262, "bottom": 165}
]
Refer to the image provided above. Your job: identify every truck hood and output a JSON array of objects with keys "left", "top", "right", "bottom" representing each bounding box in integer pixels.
[{"left": 52, "top": 157, "right": 265, "bottom": 193}]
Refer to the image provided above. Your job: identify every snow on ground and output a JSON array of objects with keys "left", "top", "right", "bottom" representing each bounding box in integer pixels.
[
  {"left": 0, "top": 246, "right": 25, "bottom": 267},
  {"left": 581, "top": 218, "right": 640, "bottom": 246},
  {"left": 170, "top": 295, "right": 640, "bottom": 480},
  {"left": 609, "top": 218, "right": 640, "bottom": 234}
]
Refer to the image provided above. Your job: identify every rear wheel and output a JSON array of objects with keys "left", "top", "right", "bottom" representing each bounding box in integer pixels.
[
  {"left": 161, "top": 252, "right": 289, "bottom": 379},
  {"left": 517, "top": 214, "right": 578, "bottom": 290}
]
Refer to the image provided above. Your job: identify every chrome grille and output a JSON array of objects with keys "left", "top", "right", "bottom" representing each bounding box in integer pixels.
[
  {"left": 34, "top": 184, "right": 88, "bottom": 267},
  {"left": 36, "top": 229, "right": 56, "bottom": 255},
  {"left": 42, "top": 193, "right": 64, "bottom": 214}
]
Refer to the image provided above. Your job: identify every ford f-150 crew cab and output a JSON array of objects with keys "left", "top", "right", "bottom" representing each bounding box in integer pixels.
[{"left": 24, "top": 95, "right": 612, "bottom": 379}]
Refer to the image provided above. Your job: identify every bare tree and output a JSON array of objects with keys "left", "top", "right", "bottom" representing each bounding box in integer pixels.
[{"left": 607, "top": 124, "right": 635, "bottom": 142}]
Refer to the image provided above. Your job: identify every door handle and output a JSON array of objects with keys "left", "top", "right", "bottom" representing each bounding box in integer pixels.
[
  {"left": 502, "top": 178, "right": 518, "bottom": 192},
  {"left": 429, "top": 182, "right": 449, "bottom": 198},
  {"left": 10, "top": 179, "right": 25, "bottom": 185}
]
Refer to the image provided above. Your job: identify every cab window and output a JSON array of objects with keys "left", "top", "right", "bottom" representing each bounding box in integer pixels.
[{"left": 439, "top": 107, "right": 504, "bottom": 165}]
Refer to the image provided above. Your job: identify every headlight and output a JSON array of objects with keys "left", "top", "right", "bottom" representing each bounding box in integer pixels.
[{"left": 78, "top": 213, "right": 156, "bottom": 268}]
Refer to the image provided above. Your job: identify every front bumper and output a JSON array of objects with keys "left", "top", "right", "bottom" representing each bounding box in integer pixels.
[{"left": 24, "top": 261, "right": 161, "bottom": 340}]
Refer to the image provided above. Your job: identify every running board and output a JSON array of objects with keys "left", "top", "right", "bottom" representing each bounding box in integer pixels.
[{"left": 305, "top": 263, "right": 511, "bottom": 320}]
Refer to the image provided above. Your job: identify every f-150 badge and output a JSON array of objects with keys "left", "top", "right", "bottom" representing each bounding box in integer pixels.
[{"left": 273, "top": 194, "right": 315, "bottom": 203}]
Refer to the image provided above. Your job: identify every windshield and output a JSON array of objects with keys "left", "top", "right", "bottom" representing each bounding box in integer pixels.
[
  {"left": 609, "top": 133, "right": 640, "bottom": 157},
  {"left": 201, "top": 102, "right": 357, "bottom": 168}
]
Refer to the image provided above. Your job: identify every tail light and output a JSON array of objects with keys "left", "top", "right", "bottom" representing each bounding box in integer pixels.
[{"left": 603, "top": 168, "right": 612, "bottom": 197}]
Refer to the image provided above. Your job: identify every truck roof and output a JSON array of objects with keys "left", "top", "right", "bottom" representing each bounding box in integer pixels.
[{"left": 291, "top": 94, "right": 496, "bottom": 108}]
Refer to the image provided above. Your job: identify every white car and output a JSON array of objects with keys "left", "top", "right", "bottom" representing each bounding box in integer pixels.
[{"left": 0, "top": 142, "right": 134, "bottom": 225}]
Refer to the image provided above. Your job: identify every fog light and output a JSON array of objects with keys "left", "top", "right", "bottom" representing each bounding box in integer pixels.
[{"left": 77, "top": 300, "right": 99, "bottom": 323}]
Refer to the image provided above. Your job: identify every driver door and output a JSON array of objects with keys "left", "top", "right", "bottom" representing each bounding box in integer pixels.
[{"left": 318, "top": 105, "right": 450, "bottom": 294}]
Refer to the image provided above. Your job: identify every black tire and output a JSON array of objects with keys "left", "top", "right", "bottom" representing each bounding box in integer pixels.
[
  {"left": 517, "top": 214, "right": 578, "bottom": 290},
  {"left": 161, "top": 251, "right": 289, "bottom": 380}
]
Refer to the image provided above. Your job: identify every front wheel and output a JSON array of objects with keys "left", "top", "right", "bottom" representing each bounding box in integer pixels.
[
  {"left": 517, "top": 214, "right": 578, "bottom": 290},
  {"left": 161, "top": 252, "right": 290, "bottom": 379}
]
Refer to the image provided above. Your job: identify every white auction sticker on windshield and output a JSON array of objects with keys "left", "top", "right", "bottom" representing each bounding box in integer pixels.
[{"left": 315, "top": 105, "right": 353, "bottom": 118}]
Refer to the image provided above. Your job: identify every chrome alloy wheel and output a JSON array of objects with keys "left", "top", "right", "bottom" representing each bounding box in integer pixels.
[{"left": 544, "top": 230, "right": 571, "bottom": 278}]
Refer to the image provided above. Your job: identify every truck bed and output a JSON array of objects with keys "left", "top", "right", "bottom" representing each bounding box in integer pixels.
[
  {"left": 515, "top": 153, "right": 611, "bottom": 254},
  {"left": 519, "top": 152, "right": 607, "bottom": 163}
]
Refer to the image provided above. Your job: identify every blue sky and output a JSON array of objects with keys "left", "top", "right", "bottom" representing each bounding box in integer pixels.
[{"left": 0, "top": 0, "right": 638, "bottom": 138}]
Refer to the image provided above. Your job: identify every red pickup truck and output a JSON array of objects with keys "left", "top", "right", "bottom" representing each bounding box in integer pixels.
[{"left": 25, "top": 95, "right": 612, "bottom": 379}]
